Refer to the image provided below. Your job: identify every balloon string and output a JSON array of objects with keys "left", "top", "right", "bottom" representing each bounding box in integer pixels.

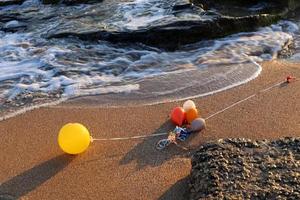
[
  {"left": 204, "top": 80, "right": 283, "bottom": 120},
  {"left": 91, "top": 132, "right": 168, "bottom": 142},
  {"left": 91, "top": 79, "right": 288, "bottom": 142}
]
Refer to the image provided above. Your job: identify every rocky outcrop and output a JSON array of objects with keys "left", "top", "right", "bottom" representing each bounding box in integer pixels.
[
  {"left": 47, "top": 13, "right": 282, "bottom": 50},
  {"left": 1, "top": 0, "right": 293, "bottom": 50},
  {"left": 191, "top": 0, "right": 300, "bottom": 16},
  {"left": 190, "top": 138, "right": 300, "bottom": 200}
]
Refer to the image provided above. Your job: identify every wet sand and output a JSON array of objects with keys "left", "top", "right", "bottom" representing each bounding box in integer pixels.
[{"left": 0, "top": 60, "right": 299, "bottom": 200}]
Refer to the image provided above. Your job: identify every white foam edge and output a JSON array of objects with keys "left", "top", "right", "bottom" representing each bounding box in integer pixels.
[
  {"left": 0, "top": 97, "right": 68, "bottom": 122},
  {"left": 134, "top": 61, "right": 263, "bottom": 106},
  {"left": 0, "top": 61, "right": 262, "bottom": 121},
  {"left": 55, "top": 61, "right": 263, "bottom": 109}
]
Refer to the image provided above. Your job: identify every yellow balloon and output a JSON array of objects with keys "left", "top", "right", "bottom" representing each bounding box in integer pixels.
[{"left": 58, "top": 123, "right": 91, "bottom": 154}]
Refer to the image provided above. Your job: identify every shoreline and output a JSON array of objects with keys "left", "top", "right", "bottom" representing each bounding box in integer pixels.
[
  {"left": 0, "top": 60, "right": 299, "bottom": 199},
  {"left": 0, "top": 61, "right": 262, "bottom": 122},
  {"left": 61, "top": 62, "right": 262, "bottom": 109}
]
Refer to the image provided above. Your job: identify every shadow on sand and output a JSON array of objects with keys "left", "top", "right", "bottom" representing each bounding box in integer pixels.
[
  {"left": 0, "top": 154, "right": 74, "bottom": 199},
  {"left": 119, "top": 120, "right": 199, "bottom": 170},
  {"left": 158, "top": 176, "right": 190, "bottom": 200},
  {"left": 280, "top": 81, "right": 289, "bottom": 88}
]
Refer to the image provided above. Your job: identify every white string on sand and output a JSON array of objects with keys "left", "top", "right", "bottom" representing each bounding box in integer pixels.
[
  {"left": 91, "top": 80, "right": 286, "bottom": 142},
  {"left": 204, "top": 80, "right": 283, "bottom": 120},
  {"left": 91, "top": 132, "right": 168, "bottom": 141}
]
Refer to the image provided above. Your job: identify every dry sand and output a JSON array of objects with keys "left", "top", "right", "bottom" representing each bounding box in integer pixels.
[{"left": 0, "top": 60, "right": 299, "bottom": 200}]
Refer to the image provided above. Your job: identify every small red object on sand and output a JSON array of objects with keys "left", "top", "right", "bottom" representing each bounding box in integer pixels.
[
  {"left": 286, "top": 75, "right": 296, "bottom": 83},
  {"left": 170, "top": 107, "right": 186, "bottom": 126}
]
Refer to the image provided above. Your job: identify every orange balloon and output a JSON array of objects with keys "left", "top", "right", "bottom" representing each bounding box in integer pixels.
[
  {"left": 186, "top": 108, "right": 199, "bottom": 123},
  {"left": 171, "top": 107, "right": 186, "bottom": 126}
]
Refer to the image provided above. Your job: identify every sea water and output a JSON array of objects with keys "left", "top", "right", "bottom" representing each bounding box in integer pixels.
[{"left": 0, "top": 0, "right": 299, "bottom": 120}]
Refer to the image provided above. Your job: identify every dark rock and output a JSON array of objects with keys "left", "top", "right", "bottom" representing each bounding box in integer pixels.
[
  {"left": 0, "top": 7, "right": 35, "bottom": 23},
  {"left": 172, "top": 2, "right": 195, "bottom": 11},
  {"left": 42, "top": 0, "right": 103, "bottom": 5},
  {"left": 0, "top": 0, "right": 24, "bottom": 6},
  {"left": 41, "top": 0, "right": 59, "bottom": 4},
  {"left": 47, "top": 13, "right": 283, "bottom": 50},
  {"left": 44, "top": 0, "right": 300, "bottom": 50},
  {"left": 190, "top": 138, "right": 300, "bottom": 200},
  {"left": 191, "top": 0, "right": 300, "bottom": 15}
]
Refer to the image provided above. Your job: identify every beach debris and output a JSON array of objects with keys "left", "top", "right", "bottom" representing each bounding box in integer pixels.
[
  {"left": 159, "top": 100, "right": 204, "bottom": 150},
  {"left": 286, "top": 75, "right": 296, "bottom": 83},
  {"left": 183, "top": 100, "right": 196, "bottom": 112},
  {"left": 156, "top": 138, "right": 171, "bottom": 150},
  {"left": 170, "top": 106, "right": 186, "bottom": 126},
  {"left": 156, "top": 117, "right": 206, "bottom": 150},
  {"left": 58, "top": 123, "right": 91, "bottom": 154},
  {"left": 156, "top": 126, "right": 192, "bottom": 150}
]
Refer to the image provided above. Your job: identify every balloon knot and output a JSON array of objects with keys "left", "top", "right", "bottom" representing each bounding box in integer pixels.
[{"left": 90, "top": 136, "right": 94, "bottom": 143}]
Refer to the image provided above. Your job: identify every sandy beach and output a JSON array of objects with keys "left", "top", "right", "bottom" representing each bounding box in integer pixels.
[{"left": 0, "top": 60, "right": 299, "bottom": 200}]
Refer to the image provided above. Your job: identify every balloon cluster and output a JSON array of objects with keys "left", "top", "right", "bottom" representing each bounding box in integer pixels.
[
  {"left": 156, "top": 100, "right": 206, "bottom": 150},
  {"left": 171, "top": 100, "right": 206, "bottom": 132}
]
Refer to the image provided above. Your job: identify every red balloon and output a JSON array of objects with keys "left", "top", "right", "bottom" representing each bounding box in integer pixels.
[{"left": 171, "top": 107, "right": 186, "bottom": 126}]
